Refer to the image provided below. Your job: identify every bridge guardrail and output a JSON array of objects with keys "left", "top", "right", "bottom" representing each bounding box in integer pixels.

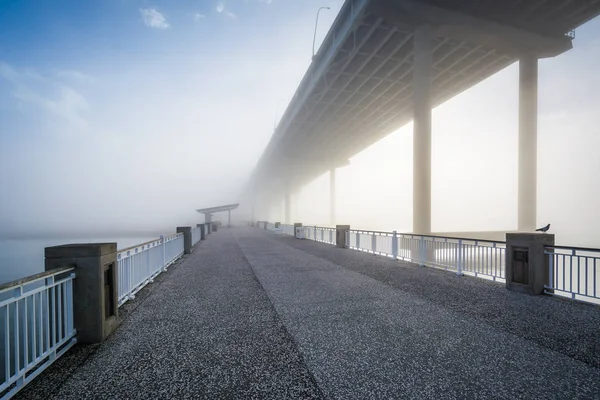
[
  {"left": 545, "top": 245, "right": 600, "bottom": 304},
  {"left": 1, "top": 268, "right": 76, "bottom": 399}
]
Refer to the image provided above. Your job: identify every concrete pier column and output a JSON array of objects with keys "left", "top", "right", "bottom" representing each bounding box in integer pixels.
[
  {"left": 518, "top": 55, "right": 538, "bottom": 232},
  {"left": 196, "top": 223, "right": 206, "bottom": 240},
  {"left": 228, "top": 210, "right": 232, "bottom": 228},
  {"left": 336, "top": 225, "right": 350, "bottom": 248},
  {"left": 413, "top": 25, "right": 433, "bottom": 235},
  {"left": 45, "top": 243, "right": 119, "bottom": 344},
  {"left": 330, "top": 168, "right": 336, "bottom": 226},
  {"left": 506, "top": 233, "right": 553, "bottom": 295},
  {"left": 285, "top": 191, "right": 291, "bottom": 224},
  {"left": 177, "top": 227, "right": 192, "bottom": 254}
]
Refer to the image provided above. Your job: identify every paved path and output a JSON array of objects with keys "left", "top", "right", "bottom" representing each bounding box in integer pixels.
[{"left": 19, "top": 228, "right": 600, "bottom": 399}]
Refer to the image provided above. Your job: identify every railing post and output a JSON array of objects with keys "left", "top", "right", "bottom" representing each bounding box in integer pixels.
[
  {"left": 176, "top": 227, "right": 192, "bottom": 254},
  {"left": 392, "top": 231, "right": 398, "bottom": 259},
  {"left": 45, "top": 243, "right": 119, "bottom": 344},
  {"left": 419, "top": 237, "right": 425, "bottom": 266},
  {"left": 457, "top": 239, "right": 464, "bottom": 276},
  {"left": 197, "top": 224, "right": 206, "bottom": 241},
  {"left": 506, "top": 233, "right": 555, "bottom": 295},
  {"left": 336, "top": 225, "right": 350, "bottom": 248},
  {"left": 371, "top": 233, "right": 376, "bottom": 254},
  {"left": 314, "top": 225, "right": 317, "bottom": 241},
  {"left": 160, "top": 235, "right": 166, "bottom": 270},
  {"left": 548, "top": 249, "right": 554, "bottom": 289}
]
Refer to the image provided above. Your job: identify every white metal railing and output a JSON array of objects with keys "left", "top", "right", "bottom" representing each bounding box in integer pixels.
[
  {"left": 280, "top": 224, "right": 295, "bottom": 236},
  {"left": 117, "top": 233, "right": 184, "bottom": 306},
  {"left": 266, "top": 222, "right": 275, "bottom": 231},
  {"left": 344, "top": 229, "right": 506, "bottom": 281},
  {"left": 1, "top": 267, "right": 76, "bottom": 400},
  {"left": 191, "top": 227, "right": 201, "bottom": 246},
  {"left": 314, "top": 226, "right": 336, "bottom": 245},
  {"left": 545, "top": 246, "right": 600, "bottom": 304}
]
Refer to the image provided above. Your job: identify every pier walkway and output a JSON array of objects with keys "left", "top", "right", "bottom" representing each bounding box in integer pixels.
[{"left": 18, "top": 228, "right": 600, "bottom": 399}]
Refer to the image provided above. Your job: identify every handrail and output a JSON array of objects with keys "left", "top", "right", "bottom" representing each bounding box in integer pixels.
[
  {"left": 345, "top": 228, "right": 506, "bottom": 244},
  {"left": 117, "top": 233, "right": 183, "bottom": 254},
  {"left": 545, "top": 245, "right": 600, "bottom": 252},
  {"left": 0, "top": 266, "right": 75, "bottom": 293}
]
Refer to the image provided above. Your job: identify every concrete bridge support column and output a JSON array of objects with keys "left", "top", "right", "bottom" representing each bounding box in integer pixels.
[
  {"left": 412, "top": 25, "right": 432, "bottom": 235},
  {"left": 518, "top": 55, "right": 538, "bottom": 232},
  {"left": 330, "top": 168, "right": 336, "bottom": 226}
]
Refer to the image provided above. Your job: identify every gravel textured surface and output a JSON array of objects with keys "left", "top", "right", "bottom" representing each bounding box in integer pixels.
[
  {"left": 265, "top": 230, "right": 600, "bottom": 369},
  {"left": 17, "top": 228, "right": 600, "bottom": 400},
  {"left": 16, "top": 230, "right": 324, "bottom": 400},
  {"left": 236, "top": 229, "right": 600, "bottom": 399}
]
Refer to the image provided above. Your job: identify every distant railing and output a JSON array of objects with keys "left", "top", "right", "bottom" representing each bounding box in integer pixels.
[
  {"left": 314, "top": 226, "right": 336, "bottom": 245},
  {"left": 0, "top": 268, "right": 76, "bottom": 399},
  {"left": 191, "top": 227, "right": 201, "bottom": 246},
  {"left": 279, "top": 224, "right": 295, "bottom": 236},
  {"left": 117, "top": 234, "right": 184, "bottom": 306},
  {"left": 545, "top": 245, "right": 600, "bottom": 304},
  {"left": 345, "top": 230, "right": 506, "bottom": 281}
]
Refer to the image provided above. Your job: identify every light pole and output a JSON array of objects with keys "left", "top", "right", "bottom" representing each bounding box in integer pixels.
[{"left": 312, "top": 6, "right": 331, "bottom": 60}]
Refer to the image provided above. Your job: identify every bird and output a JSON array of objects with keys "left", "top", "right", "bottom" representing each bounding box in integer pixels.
[{"left": 536, "top": 223, "right": 550, "bottom": 233}]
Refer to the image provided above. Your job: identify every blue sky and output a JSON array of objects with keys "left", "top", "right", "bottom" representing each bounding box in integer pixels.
[
  {"left": 1, "top": 1, "right": 599, "bottom": 246},
  {"left": 0, "top": 0, "right": 344, "bottom": 233}
]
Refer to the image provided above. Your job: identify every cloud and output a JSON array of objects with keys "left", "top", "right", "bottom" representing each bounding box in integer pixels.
[
  {"left": 57, "top": 70, "right": 96, "bottom": 84},
  {"left": 216, "top": 2, "right": 237, "bottom": 19},
  {"left": 0, "top": 61, "right": 89, "bottom": 129},
  {"left": 140, "top": 8, "right": 169, "bottom": 29},
  {"left": 193, "top": 13, "right": 205, "bottom": 21}
]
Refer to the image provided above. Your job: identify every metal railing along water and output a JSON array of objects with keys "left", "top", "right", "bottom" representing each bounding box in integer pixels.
[
  {"left": 191, "top": 227, "right": 201, "bottom": 246},
  {"left": 345, "top": 229, "right": 506, "bottom": 281},
  {"left": 1, "top": 229, "right": 191, "bottom": 399},
  {"left": 545, "top": 245, "right": 600, "bottom": 304},
  {"left": 117, "top": 233, "right": 184, "bottom": 306},
  {"left": 1, "top": 268, "right": 76, "bottom": 399},
  {"left": 280, "top": 224, "right": 295, "bottom": 236},
  {"left": 314, "top": 226, "right": 336, "bottom": 245}
]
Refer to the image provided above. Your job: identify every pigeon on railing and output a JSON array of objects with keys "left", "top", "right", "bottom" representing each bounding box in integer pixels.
[{"left": 536, "top": 223, "right": 550, "bottom": 233}]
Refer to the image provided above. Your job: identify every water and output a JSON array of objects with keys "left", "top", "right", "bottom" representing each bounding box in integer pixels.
[{"left": 0, "top": 236, "right": 158, "bottom": 285}]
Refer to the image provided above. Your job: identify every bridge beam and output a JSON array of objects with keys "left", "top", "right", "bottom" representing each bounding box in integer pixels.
[
  {"left": 412, "top": 25, "right": 432, "bottom": 235},
  {"left": 518, "top": 55, "right": 538, "bottom": 232},
  {"left": 373, "top": 0, "right": 572, "bottom": 58}
]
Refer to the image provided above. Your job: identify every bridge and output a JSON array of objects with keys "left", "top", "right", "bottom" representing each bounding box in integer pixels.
[
  {"left": 246, "top": 0, "right": 600, "bottom": 234},
  {"left": 2, "top": 0, "right": 600, "bottom": 398}
]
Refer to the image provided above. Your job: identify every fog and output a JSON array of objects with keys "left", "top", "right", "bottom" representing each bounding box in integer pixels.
[{"left": 1, "top": 1, "right": 599, "bottom": 248}]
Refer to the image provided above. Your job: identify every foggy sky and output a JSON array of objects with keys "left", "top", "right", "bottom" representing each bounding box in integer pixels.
[{"left": 1, "top": 1, "right": 599, "bottom": 247}]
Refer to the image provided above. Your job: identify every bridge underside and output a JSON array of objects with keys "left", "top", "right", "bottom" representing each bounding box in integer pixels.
[{"left": 252, "top": 0, "right": 600, "bottom": 191}]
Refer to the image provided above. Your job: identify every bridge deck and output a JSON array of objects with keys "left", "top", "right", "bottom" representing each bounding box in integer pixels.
[{"left": 18, "top": 228, "right": 600, "bottom": 399}]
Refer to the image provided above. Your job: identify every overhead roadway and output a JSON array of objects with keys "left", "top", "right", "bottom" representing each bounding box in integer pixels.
[{"left": 248, "top": 0, "right": 600, "bottom": 192}]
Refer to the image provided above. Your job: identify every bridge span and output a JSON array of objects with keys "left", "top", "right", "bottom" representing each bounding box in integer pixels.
[{"left": 247, "top": 0, "right": 600, "bottom": 234}]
